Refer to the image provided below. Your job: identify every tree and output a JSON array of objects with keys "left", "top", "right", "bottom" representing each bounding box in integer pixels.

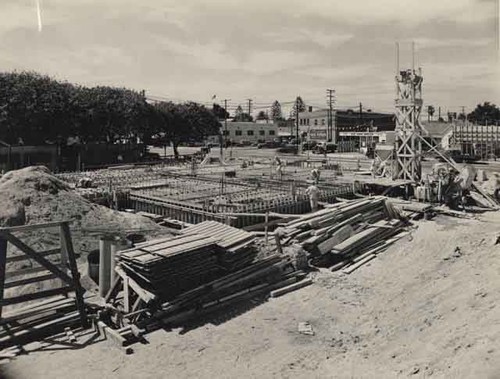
[
  {"left": 154, "top": 101, "right": 220, "bottom": 158},
  {"left": 427, "top": 105, "right": 435, "bottom": 121},
  {"left": 212, "top": 103, "right": 229, "bottom": 120},
  {"left": 467, "top": 102, "right": 500, "bottom": 125},
  {"left": 270, "top": 100, "right": 282, "bottom": 121},
  {"left": 233, "top": 105, "right": 253, "bottom": 122},
  {"left": 234, "top": 105, "right": 243, "bottom": 119},
  {"left": 291, "top": 96, "right": 306, "bottom": 119},
  {"left": 256, "top": 110, "right": 268, "bottom": 121},
  {"left": 0, "top": 71, "right": 153, "bottom": 146}
]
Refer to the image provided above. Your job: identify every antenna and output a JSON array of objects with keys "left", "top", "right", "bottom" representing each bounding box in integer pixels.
[
  {"left": 395, "top": 42, "right": 400, "bottom": 75},
  {"left": 412, "top": 41, "right": 415, "bottom": 72}
]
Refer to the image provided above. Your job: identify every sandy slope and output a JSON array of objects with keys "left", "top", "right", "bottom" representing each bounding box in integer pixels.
[{"left": 5, "top": 212, "right": 500, "bottom": 379}]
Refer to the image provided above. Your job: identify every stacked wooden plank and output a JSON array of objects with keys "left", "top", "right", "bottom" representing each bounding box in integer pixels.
[
  {"left": 117, "top": 235, "right": 224, "bottom": 300},
  {"left": 276, "top": 197, "right": 406, "bottom": 270},
  {"left": 181, "top": 221, "right": 258, "bottom": 271},
  {"left": 132, "top": 254, "right": 307, "bottom": 331},
  {"left": 0, "top": 296, "right": 82, "bottom": 349}
]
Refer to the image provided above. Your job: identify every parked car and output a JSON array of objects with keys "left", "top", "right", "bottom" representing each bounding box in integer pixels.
[
  {"left": 313, "top": 142, "right": 337, "bottom": 154},
  {"left": 302, "top": 141, "right": 318, "bottom": 151},
  {"left": 258, "top": 141, "right": 282, "bottom": 149},
  {"left": 277, "top": 144, "right": 298, "bottom": 154}
]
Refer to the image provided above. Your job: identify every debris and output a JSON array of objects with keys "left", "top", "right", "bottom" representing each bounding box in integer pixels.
[{"left": 298, "top": 322, "right": 314, "bottom": 336}]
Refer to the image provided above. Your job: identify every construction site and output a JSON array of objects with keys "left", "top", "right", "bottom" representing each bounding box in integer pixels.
[{"left": 0, "top": 0, "right": 499, "bottom": 375}]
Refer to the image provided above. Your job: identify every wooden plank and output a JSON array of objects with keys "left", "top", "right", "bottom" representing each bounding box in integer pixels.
[
  {"left": 0, "top": 311, "right": 80, "bottom": 346},
  {"left": 342, "top": 254, "right": 376, "bottom": 274},
  {"left": 0, "top": 221, "right": 70, "bottom": 233},
  {"left": 8, "top": 264, "right": 62, "bottom": 279},
  {"left": 6, "top": 248, "right": 61, "bottom": 263},
  {"left": 1, "top": 287, "right": 74, "bottom": 307},
  {"left": 270, "top": 278, "right": 313, "bottom": 298},
  {"left": 1, "top": 298, "right": 74, "bottom": 324},
  {"left": 4, "top": 273, "right": 58, "bottom": 289},
  {"left": 317, "top": 225, "right": 354, "bottom": 255}
]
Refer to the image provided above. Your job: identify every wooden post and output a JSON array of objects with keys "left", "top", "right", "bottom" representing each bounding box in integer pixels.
[
  {"left": 265, "top": 211, "right": 269, "bottom": 245},
  {"left": 99, "top": 237, "right": 112, "bottom": 298},
  {"left": 60, "top": 222, "right": 88, "bottom": 327},
  {"left": 110, "top": 238, "right": 120, "bottom": 287},
  {"left": 0, "top": 236, "right": 7, "bottom": 319}
]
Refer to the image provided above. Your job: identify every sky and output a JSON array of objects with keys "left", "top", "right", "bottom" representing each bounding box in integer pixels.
[{"left": 0, "top": 0, "right": 499, "bottom": 117}]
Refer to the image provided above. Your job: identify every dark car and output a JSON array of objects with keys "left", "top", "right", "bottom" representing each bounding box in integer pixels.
[
  {"left": 313, "top": 142, "right": 336, "bottom": 154},
  {"left": 302, "top": 141, "right": 318, "bottom": 151},
  {"left": 277, "top": 144, "right": 298, "bottom": 154}
]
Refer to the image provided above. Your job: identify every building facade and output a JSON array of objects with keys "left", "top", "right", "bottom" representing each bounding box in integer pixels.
[
  {"left": 219, "top": 122, "right": 278, "bottom": 144},
  {"left": 298, "top": 108, "right": 396, "bottom": 143}
]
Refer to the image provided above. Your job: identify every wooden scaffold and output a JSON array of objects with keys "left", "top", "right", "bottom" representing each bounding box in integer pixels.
[{"left": 392, "top": 42, "right": 424, "bottom": 182}]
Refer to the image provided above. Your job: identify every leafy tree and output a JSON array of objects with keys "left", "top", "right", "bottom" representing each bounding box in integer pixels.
[
  {"left": 427, "top": 105, "right": 435, "bottom": 121},
  {"left": 467, "top": 102, "right": 500, "bottom": 125},
  {"left": 291, "top": 96, "right": 306, "bottom": 119},
  {"left": 256, "top": 111, "right": 268, "bottom": 121},
  {"left": 234, "top": 105, "right": 243, "bottom": 119},
  {"left": 212, "top": 103, "right": 229, "bottom": 120},
  {"left": 270, "top": 100, "right": 282, "bottom": 121},
  {"left": 233, "top": 105, "right": 253, "bottom": 122},
  {"left": 153, "top": 101, "right": 220, "bottom": 158}
]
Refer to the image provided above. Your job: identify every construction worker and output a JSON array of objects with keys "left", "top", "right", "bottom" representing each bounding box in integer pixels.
[
  {"left": 311, "top": 168, "right": 320, "bottom": 184},
  {"left": 275, "top": 156, "right": 283, "bottom": 181},
  {"left": 305, "top": 184, "right": 320, "bottom": 212}
]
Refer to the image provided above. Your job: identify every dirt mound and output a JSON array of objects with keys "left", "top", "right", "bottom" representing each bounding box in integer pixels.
[{"left": 0, "top": 166, "right": 164, "bottom": 255}]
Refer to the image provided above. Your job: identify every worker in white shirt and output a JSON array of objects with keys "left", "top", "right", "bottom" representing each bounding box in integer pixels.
[{"left": 305, "top": 184, "right": 320, "bottom": 211}]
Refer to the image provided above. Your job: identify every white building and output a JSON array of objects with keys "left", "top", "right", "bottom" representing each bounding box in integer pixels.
[{"left": 207, "top": 122, "right": 278, "bottom": 144}]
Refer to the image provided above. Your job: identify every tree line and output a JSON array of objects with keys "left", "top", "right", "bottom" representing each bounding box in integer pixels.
[{"left": 0, "top": 71, "right": 220, "bottom": 157}]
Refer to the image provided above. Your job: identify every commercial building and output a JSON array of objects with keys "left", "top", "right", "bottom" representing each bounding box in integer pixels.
[{"left": 298, "top": 107, "right": 396, "bottom": 143}]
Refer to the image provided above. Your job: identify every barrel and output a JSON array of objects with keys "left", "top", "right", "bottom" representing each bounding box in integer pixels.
[{"left": 87, "top": 249, "right": 100, "bottom": 284}]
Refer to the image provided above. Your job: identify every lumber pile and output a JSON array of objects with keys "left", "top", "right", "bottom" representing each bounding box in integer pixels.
[
  {"left": 105, "top": 223, "right": 307, "bottom": 344},
  {"left": 0, "top": 296, "right": 82, "bottom": 350},
  {"left": 275, "top": 197, "right": 407, "bottom": 271},
  {"left": 180, "top": 221, "right": 258, "bottom": 270},
  {"left": 117, "top": 235, "right": 224, "bottom": 300}
]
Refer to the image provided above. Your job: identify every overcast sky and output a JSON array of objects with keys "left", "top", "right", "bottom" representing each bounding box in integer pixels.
[{"left": 0, "top": 0, "right": 498, "bottom": 116}]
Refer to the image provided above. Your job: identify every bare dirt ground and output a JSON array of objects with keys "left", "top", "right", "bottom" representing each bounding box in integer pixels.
[{"left": 4, "top": 210, "right": 500, "bottom": 378}]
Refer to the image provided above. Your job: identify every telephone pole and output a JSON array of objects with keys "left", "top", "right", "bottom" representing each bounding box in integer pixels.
[
  {"left": 326, "top": 89, "right": 336, "bottom": 142},
  {"left": 295, "top": 96, "right": 300, "bottom": 152},
  {"left": 221, "top": 99, "right": 230, "bottom": 155},
  {"left": 247, "top": 99, "right": 253, "bottom": 117}
]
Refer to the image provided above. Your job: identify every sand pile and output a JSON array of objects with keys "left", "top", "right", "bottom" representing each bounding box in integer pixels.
[{"left": 0, "top": 166, "right": 163, "bottom": 256}]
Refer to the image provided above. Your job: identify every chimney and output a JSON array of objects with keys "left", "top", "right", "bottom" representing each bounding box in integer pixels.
[{"left": 308, "top": 106, "right": 313, "bottom": 112}]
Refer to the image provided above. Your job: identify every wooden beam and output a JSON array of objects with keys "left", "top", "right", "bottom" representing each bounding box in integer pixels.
[
  {"left": 1, "top": 286, "right": 74, "bottom": 306},
  {"left": 60, "top": 222, "right": 87, "bottom": 327},
  {"left": 0, "top": 221, "right": 71, "bottom": 233},
  {"left": 0, "top": 237, "right": 7, "bottom": 318}
]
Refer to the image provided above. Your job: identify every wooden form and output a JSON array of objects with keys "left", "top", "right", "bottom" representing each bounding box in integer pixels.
[{"left": 0, "top": 221, "right": 87, "bottom": 349}]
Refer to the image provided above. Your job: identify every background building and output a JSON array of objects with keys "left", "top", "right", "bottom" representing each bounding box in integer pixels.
[{"left": 298, "top": 108, "right": 396, "bottom": 143}]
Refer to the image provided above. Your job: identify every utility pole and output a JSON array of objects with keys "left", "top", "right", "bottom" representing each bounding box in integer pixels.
[
  {"left": 359, "top": 102, "right": 363, "bottom": 123},
  {"left": 221, "top": 99, "right": 230, "bottom": 156},
  {"left": 247, "top": 99, "right": 253, "bottom": 118},
  {"left": 295, "top": 96, "right": 300, "bottom": 152},
  {"left": 326, "top": 89, "right": 336, "bottom": 142},
  {"left": 438, "top": 106, "right": 441, "bottom": 121}
]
